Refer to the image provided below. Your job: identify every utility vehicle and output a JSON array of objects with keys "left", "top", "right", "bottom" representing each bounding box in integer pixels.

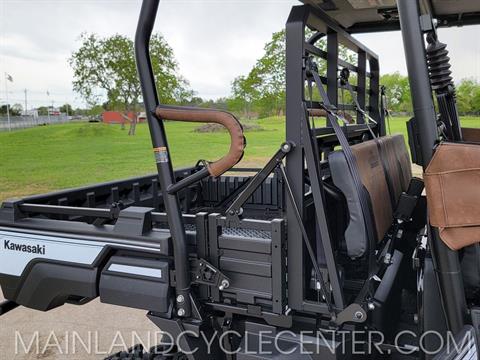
[{"left": 1, "top": 0, "right": 480, "bottom": 359}]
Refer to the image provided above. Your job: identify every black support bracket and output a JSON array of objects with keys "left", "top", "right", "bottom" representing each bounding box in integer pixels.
[
  {"left": 114, "top": 207, "right": 155, "bottom": 236},
  {"left": 194, "top": 259, "right": 230, "bottom": 291},
  {"left": 225, "top": 142, "right": 293, "bottom": 226}
]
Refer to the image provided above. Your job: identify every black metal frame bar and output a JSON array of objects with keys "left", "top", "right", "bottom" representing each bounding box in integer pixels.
[
  {"left": 397, "top": 0, "right": 467, "bottom": 334},
  {"left": 135, "top": 0, "right": 191, "bottom": 317},
  {"left": 19, "top": 204, "right": 115, "bottom": 219},
  {"left": 285, "top": 5, "right": 383, "bottom": 314},
  {"left": 345, "top": 13, "right": 480, "bottom": 34},
  {"left": 303, "top": 16, "right": 381, "bottom": 132}
]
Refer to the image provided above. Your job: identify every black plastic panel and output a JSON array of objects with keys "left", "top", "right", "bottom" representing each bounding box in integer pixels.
[
  {"left": 200, "top": 174, "right": 283, "bottom": 217},
  {"left": 13, "top": 262, "right": 98, "bottom": 311},
  {"left": 99, "top": 256, "right": 170, "bottom": 313},
  {"left": 208, "top": 216, "right": 286, "bottom": 314}
]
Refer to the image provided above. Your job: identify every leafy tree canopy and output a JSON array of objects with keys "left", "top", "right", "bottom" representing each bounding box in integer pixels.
[
  {"left": 456, "top": 78, "right": 480, "bottom": 115},
  {"left": 230, "top": 30, "right": 357, "bottom": 118},
  {"left": 69, "top": 33, "right": 193, "bottom": 112},
  {"left": 380, "top": 72, "right": 412, "bottom": 113}
]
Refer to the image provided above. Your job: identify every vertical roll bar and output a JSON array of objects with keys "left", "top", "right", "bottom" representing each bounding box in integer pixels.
[
  {"left": 397, "top": 0, "right": 466, "bottom": 333},
  {"left": 135, "top": 0, "right": 191, "bottom": 317}
]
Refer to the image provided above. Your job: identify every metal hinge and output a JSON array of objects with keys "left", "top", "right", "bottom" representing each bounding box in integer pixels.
[{"left": 194, "top": 259, "right": 230, "bottom": 291}]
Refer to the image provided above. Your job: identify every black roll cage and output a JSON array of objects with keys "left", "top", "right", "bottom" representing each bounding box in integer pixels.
[{"left": 134, "top": 0, "right": 469, "bottom": 335}]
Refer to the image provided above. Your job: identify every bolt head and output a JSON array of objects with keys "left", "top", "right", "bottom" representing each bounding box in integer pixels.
[
  {"left": 367, "top": 302, "right": 375, "bottom": 311},
  {"left": 177, "top": 308, "right": 186, "bottom": 317},
  {"left": 176, "top": 295, "right": 185, "bottom": 303},
  {"left": 219, "top": 279, "right": 230, "bottom": 291},
  {"left": 354, "top": 311, "right": 364, "bottom": 320}
]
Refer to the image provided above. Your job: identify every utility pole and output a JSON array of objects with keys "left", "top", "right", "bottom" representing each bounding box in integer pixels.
[
  {"left": 46, "top": 90, "right": 51, "bottom": 123},
  {"left": 65, "top": 100, "right": 69, "bottom": 118},
  {"left": 24, "top": 89, "right": 28, "bottom": 116},
  {"left": 4, "top": 73, "right": 12, "bottom": 131}
]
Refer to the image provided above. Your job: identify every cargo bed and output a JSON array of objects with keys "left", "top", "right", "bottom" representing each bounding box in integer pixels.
[{"left": 0, "top": 168, "right": 287, "bottom": 317}]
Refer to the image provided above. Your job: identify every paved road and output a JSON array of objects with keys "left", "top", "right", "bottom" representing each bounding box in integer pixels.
[{"left": 0, "top": 291, "right": 159, "bottom": 359}]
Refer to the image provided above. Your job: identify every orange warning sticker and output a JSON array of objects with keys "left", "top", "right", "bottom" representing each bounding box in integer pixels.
[{"left": 153, "top": 147, "right": 169, "bottom": 163}]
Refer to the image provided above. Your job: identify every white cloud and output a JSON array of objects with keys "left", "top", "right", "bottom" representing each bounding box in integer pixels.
[{"left": 0, "top": 0, "right": 479, "bottom": 109}]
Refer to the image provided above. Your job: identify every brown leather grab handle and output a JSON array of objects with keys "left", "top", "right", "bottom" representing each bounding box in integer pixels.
[{"left": 155, "top": 105, "right": 245, "bottom": 177}]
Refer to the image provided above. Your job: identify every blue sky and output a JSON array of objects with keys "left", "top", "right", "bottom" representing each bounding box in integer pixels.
[{"left": 1, "top": 0, "right": 479, "bottom": 109}]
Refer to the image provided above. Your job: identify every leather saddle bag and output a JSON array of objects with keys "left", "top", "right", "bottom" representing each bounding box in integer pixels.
[{"left": 424, "top": 142, "right": 480, "bottom": 250}]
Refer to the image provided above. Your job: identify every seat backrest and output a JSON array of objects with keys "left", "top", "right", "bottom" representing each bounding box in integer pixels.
[
  {"left": 328, "top": 134, "right": 412, "bottom": 259},
  {"left": 391, "top": 134, "right": 413, "bottom": 192},
  {"left": 376, "top": 134, "right": 413, "bottom": 207},
  {"left": 329, "top": 139, "right": 393, "bottom": 258}
]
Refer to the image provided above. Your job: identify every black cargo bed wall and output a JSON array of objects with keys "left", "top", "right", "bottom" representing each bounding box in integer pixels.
[
  {"left": 14, "top": 170, "right": 284, "bottom": 223},
  {"left": 19, "top": 168, "right": 198, "bottom": 217},
  {"left": 200, "top": 172, "right": 284, "bottom": 219}
]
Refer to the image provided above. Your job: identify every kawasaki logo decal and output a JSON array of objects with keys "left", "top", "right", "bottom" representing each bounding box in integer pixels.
[{"left": 4, "top": 240, "right": 46, "bottom": 255}]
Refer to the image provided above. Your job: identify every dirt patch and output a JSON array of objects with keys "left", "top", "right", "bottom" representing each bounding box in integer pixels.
[
  {"left": 66, "top": 123, "right": 115, "bottom": 137},
  {"left": 194, "top": 123, "right": 263, "bottom": 133}
]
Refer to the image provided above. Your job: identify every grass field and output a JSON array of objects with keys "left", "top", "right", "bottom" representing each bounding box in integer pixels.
[{"left": 1, "top": 116, "right": 479, "bottom": 201}]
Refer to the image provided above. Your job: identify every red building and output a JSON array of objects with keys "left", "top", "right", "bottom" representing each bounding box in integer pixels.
[{"left": 102, "top": 111, "right": 139, "bottom": 124}]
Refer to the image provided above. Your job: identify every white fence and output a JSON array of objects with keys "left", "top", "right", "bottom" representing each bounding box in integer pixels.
[{"left": 0, "top": 115, "right": 72, "bottom": 132}]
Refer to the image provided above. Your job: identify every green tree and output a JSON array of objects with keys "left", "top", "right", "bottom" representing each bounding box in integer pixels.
[
  {"left": 89, "top": 104, "right": 105, "bottom": 117},
  {"left": 456, "top": 79, "right": 480, "bottom": 115},
  {"left": 59, "top": 103, "right": 73, "bottom": 115},
  {"left": 228, "top": 29, "right": 358, "bottom": 118},
  {"left": 231, "top": 72, "right": 261, "bottom": 118},
  {"left": 380, "top": 72, "right": 412, "bottom": 113},
  {"left": 0, "top": 104, "right": 22, "bottom": 116},
  {"left": 37, "top": 106, "right": 49, "bottom": 116},
  {"left": 0, "top": 105, "right": 7, "bottom": 116},
  {"left": 254, "top": 30, "right": 286, "bottom": 116},
  {"left": 69, "top": 33, "right": 193, "bottom": 134},
  {"left": 10, "top": 104, "right": 23, "bottom": 116}
]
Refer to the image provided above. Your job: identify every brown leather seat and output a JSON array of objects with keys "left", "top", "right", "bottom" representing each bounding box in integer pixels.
[
  {"left": 328, "top": 135, "right": 412, "bottom": 258},
  {"left": 392, "top": 135, "right": 413, "bottom": 193},
  {"left": 376, "top": 135, "right": 413, "bottom": 207},
  {"left": 462, "top": 128, "right": 480, "bottom": 143}
]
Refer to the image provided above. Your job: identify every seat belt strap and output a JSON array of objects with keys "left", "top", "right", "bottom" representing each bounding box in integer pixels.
[
  {"left": 308, "top": 63, "right": 377, "bottom": 272},
  {"left": 340, "top": 74, "right": 377, "bottom": 139}
]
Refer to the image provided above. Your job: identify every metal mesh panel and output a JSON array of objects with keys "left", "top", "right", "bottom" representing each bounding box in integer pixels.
[
  {"left": 222, "top": 227, "right": 271, "bottom": 239},
  {"left": 156, "top": 222, "right": 196, "bottom": 232}
]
